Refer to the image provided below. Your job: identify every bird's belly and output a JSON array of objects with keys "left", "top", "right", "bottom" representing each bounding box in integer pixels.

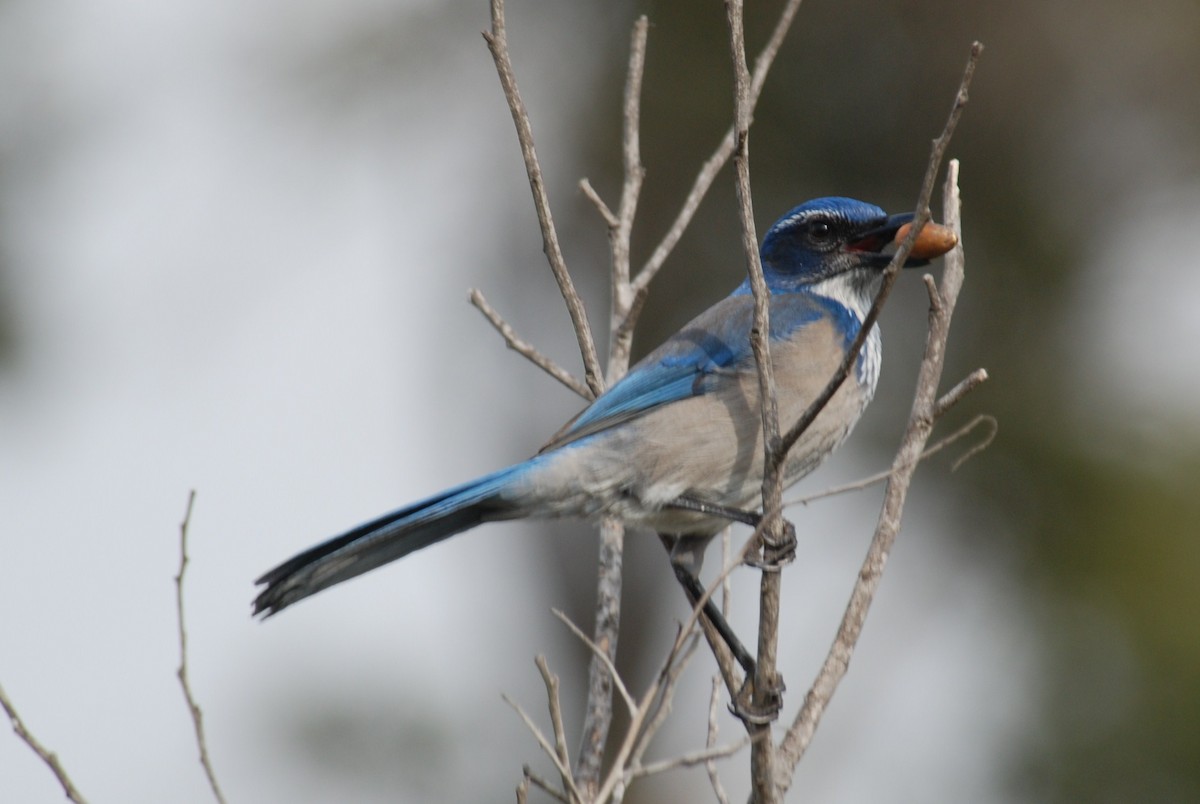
[{"left": 508, "top": 325, "right": 876, "bottom": 536}]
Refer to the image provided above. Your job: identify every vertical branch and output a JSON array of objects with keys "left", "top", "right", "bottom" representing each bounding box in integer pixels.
[
  {"left": 608, "top": 15, "right": 650, "bottom": 360},
  {"left": 724, "top": 1, "right": 784, "bottom": 801},
  {"left": 574, "top": 17, "right": 649, "bottom": 794},
  {"left": 574, "top": 518, "right": 624, "bottom": 793},
  {"left": 483, "top": 0, "right": 605, "bottom": 397},
  {"left": 175, "top": 490, "right": 228, "bottom": 804}
]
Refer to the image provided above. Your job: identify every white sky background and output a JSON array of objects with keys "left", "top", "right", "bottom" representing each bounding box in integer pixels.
[{"left": 17, "top": 0, "right": 1195, "bottom": 801}]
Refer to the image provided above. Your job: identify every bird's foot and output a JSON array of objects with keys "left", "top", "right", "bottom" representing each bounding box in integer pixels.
[
  {"left": 729, "top": 672, "right": 786, "bottom": 725},
  {"left": 744, "top": 519, "right": 797, "bottom": 571}
]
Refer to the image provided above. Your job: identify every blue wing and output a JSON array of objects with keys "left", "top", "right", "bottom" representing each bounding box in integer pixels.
[{"left": 542, "top": 291, "right": 829, "bottom": 450}]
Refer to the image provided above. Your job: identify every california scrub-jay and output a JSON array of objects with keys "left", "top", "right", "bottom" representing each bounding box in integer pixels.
[{"left": 254, "top": 197, "right": 955, "bottom": 654}]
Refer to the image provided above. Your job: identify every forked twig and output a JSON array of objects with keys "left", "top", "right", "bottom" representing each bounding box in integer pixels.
[
  {"left": 535, "top": 656, "right": 576, "bottom": 800},
  {"left": 786, "top": 413, "right": 996, "bottom": 507},
  {"left": 504, "top": 688, "right": 584, "bottom": 804},
  {"left": 629, "top": 0, "right": 805, "bottom": 305},
  {"left": 483, "top": 0, "right": 604, "bottom": 397},
  {"left": 522, "top": 765, "right": 571, "bottom": 804}
]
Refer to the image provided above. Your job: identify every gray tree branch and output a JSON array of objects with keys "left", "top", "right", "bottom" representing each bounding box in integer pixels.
[{"left": 775, "top": 155, "right": 984, "bottom": 793}]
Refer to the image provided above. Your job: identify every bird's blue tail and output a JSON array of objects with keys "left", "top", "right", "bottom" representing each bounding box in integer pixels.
[{"left": 253, "top": 462, "right": 532, "bottom": 616}]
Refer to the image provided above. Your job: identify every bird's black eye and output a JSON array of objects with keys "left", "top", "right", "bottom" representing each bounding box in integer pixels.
[{"left": 808, "top": 220, "right": 833, "bottom": 242}]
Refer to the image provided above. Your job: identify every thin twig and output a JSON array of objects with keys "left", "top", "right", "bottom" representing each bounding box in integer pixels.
[
  {"left": 483, "top": 0, "right": 604, "bottom": 397},
  {"left": 592, "top": 631, "right": 703, "bottom": 803},
  {"left": 604, "top": 15, "right": 650, "bottom": 361},
  {"left": 785, "top": 413, "right": 997, "bottom": 507},
  {"left": 175, "top": 490, "right": 228, "bottom": 804},
  {"left": 470, "top": 289, "right": 593, "bottom": 400},
  {"left": 0, "top": 684, "right": 88, "bottom": 804},
  {"left": 522, "top": 765, "right": 571, "bottom": 804},
  {"left": 628, "top": 735, "right": 752, "bottom": 780},
  {"left": 627, "top": 634, "right": 702, "bottom": 774},
  {"left": 951, "top": 415, "right": 997, "bottom": 471},
  {"left": 629, "top": 0, "right": 805, "bottom": 309},
  {"left": 724, "top": 1, "right": 785, "bottom": 798},
  {"left": 579, "top": 178, "right": 619, "bottom": 228},
  {"left": 705, "top": 676, "right": 732, "bottom": 804},
  {"left": 535, "top": 656, "right": 575, "bottom": 800},
  {"left": 552, "top": 609, "right": 636, "bottom": 714},
  {"left": 504, "top": 694, "right": 583, "bottom": 804},
  {"left": 776, "top": 151, "right": 983, "bottom": 793},
  {"left": 933, "top": 368, "right": 989, "bottom": 420}
]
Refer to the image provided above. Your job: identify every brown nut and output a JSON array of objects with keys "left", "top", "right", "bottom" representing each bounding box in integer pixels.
[{"left": 893, "top": 221, "right": 958, "bottom": 260}]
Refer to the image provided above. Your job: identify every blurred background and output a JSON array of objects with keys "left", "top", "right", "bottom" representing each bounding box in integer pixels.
[{"left": 2, "top": 0, "right": 1197, "bottom": 801}]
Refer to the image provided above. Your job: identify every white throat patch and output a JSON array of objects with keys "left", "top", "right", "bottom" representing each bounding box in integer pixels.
[{"left": 807, "top": 270, "right": 883, "bottom": 392}]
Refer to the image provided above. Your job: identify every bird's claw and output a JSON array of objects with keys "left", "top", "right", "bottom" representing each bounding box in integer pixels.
[
  {"left": 744, "top": 519, "right": 797, "bottom": 571},
  {"left": 729, "top": 673, "right": 786, "bottom": 725}
]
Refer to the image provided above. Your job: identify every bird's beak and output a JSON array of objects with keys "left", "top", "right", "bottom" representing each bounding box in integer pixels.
[{"left": 848, "top": 212, "right": 958, "bottom": 268}]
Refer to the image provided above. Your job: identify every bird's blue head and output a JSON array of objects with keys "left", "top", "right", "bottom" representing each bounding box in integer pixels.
[{"left": 758, "top": 197, "right": 926, "bottom": 295}]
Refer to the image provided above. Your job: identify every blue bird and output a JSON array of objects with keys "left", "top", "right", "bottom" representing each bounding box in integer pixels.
[{"left": 254, "top": 198, "right": 954, "bottom": 631}]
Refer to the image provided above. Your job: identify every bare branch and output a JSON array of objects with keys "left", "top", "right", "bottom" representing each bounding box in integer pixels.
[
  {"left": 504, "top": 693, "right": 583, "bottom": 804},
  {"left": 483, "top": 0, "right": 604, "bottom": 397},
  {"left": 951, "top": 414, "right": 997, "bottom": 471},
  {"left": 575, "top": 518, "right": 626, "bottom": 791},
  {"left": 606, "top": 15, "right": 649, "bottom": 337},
  {"left": 535, "top": 656, "right": 575, "bottom": 800},
  {"left": 724, "top": 1, "right": 786, "bottom": 797},
  {"left": 470, "top": 289, "right": 593, "bottom": 400},
  {"left": 593, "top": 632, "right": 703, "bottom": 803},
  {"left": 552, "top": 608, "right": 636, "bottom": 714},
  {"left": 776, "top": 150, "right": 979, "bottom": 793},
  {"left": 0, "top": 684, "right": 88, "bottom": 804},
  {"left": 175, "top": 490, "right": 227, "bottom": 804},
  {"left": 627, "top": 634, "right": 702, "bottom": 773},
  {"left": 630, "top": 0, "right": 805, "bottom": 308},
  {"left": 629, "top": 735, "right": 752, "bottom": 780},
  {"left": 579, "top": 178, "right": 619, "bottom": 228},
  {"left": 575, "top": 17, "right": 648, "bottom": 791},
  {"left": 933, "top": 368, "right": 989, "bottom": 420},
  {"left": 705, "top": 677, "right": 733, "bottom": 804},
  {"left": 785, "top": 412, "right": 996, "bottom": 507},
  {"left": 522, "top": 765, "right": 571, "bottom": 804}
]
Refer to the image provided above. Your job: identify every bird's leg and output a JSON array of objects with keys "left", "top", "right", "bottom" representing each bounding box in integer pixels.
[
  {"left": 666, "top": 495, "right": 797, "bottom": 570},
  {"left": 663, "top": 495, "right": 761, "bottom": 527},
  {"left": 666, "top": 552, "right": 757, "bottom": 676},
  {"left": 663, "top": 497, "right": 793, "bottom": 724},
  {"left": 674, "top": 556, "right": 789, "bottom": 724}
]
